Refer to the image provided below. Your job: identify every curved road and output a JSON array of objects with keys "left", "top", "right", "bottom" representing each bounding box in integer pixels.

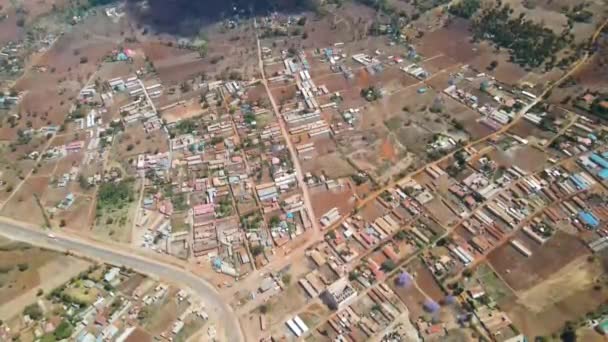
[{"left": 0, "top": 218, "right": 244, "bottom": 342}]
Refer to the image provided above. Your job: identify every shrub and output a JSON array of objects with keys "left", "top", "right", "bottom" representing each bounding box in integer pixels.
[{"left": 23, "top": 303, "right": 43, "bottom": 320}]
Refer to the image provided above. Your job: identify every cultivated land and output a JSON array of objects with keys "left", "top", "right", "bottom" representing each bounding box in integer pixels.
[{"left": 0, "top": 0, "right": 607, "bottom": 341}]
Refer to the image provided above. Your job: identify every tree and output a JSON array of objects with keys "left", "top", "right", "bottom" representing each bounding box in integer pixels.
[
  {"left": 180, "top": 81, "right": 191, "bottom": 93},
  {"left": 282, "top": 273, "right": 292, "bottom": 285},
  {"left": 448, "top": 0, "right": 481, "bottom": 19},
  {"left": 251, "top": 245, "right": 264, "bottom": 257},
  {"left": 97, "top": 181, "right": 133, "bottom": 209},
  {"left": 137, "top": 306, "right": 151, "bottom": 320},
  {"left": 40, "top": 334, "right": 56, "bottom": 342},
  {"left": 269, "top": 215, "right": 280, "bottom": 227},
  {"left": 560, "top": 321, "right": 577, "bottom": 342},
  {"left": 395, "top": 230, "right": 407, "bottom": 241},
  {"left": 23, "top": 303, "right": 43, "bottom": 320},
  {"left": 54, "top": 320, "right": 73, "bottom": 339},
  {"left": 78, "top": 175, "right": 91, "bottom": 190},
  {"left": 472, "top": 3, "right": 566, "bottom": 68},
  {"left": 381, "top": 260, "right": 396, "bottom": 272}
]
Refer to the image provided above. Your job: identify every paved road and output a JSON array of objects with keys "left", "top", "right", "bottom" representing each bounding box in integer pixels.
[{"left": 0, "top": 219, "right": 245, "bottom": 342}]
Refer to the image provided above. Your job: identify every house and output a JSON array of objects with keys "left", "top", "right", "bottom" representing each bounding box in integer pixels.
[
  {"left": 193, "top": 203, "right": 215, "bottom": 217},
  {"left": 159, "top": 200, "right": 174, "bottom": 217},
  {"left": 259, "top": 277, "right": 276, "bottom": 293},
  {"left": 468, "top": 285, "right": 486, "bottom": 300},
  {"left": 382, "top": 245, "right": 399, "bottom": 262},
  {"left": 582, "top": 93, "right": 596, "bottom": 105},
  {"left": 104, "top": 267, "right": 121, "bottom": 283},
  {"left": 596, "top": 319, "right": 608, "bottom": 335},
  {"left": 65, "top": 140, "right": 85, "bottom": 153},
  {"left": 322, "top": 277, "right": 357, "bottom": 310}
]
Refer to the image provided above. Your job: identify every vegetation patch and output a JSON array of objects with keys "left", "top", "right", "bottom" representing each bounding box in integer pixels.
[
  {"left": 448, "top": 0, "right": 481, "bottom": 19},
  {"left": 97, "top": 180, "right": 135, "bottom": 210},
  {"left": 472, "top": 3, "right": 573, "bottom": 68}
]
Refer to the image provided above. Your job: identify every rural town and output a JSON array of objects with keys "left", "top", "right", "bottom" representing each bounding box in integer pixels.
[{"left": 0, "top": 0, "right": 607, "bottom": 341}]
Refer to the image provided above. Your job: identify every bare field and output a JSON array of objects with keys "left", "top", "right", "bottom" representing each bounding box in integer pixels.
[
  {"left": 113, "top": 126, "right": 169, "bottom": 160},
  {"left": 12, "top": 14, "right": 126, "bottom": 130},
  {"left": 488, "top": 231, "right": 590, "bottom": 292},
  {"left": 301, "top": 152, "right": 356, "bottom": 179},
  {"left": 501, "top": 255, "right": 608, "bottom": 337},
  {"left": 389, "top": 274, "right": 429, "bottom": 321},
  {"left": 53, "top": 194, "right": 94, "bottom": 230},
  {"left": 0, "top": 177, "right": 49, "bottom": 226},
  {"left": 0, "top": 236, "right": 92, "bottom": 320},
  {"left": 144, "top": 23, "right": 257, "bottom": 84},
  {"left": 488, "top": 145, "right": 548, "bottom": 173},
  {"left": 310, "top": 183, "right": 356, "bottom": 219},
  {"left": 414, "top": 262, "right": 446, "bottom": 303},
  {"left": 415, "top": 19, "right": 529, "bottom": 85},
  {"left": 550, "top": 34, "right": 608, "bottom": 107},
  {"left": 507, "top": 119, "right": 554, "bottom": 142},
  {"left": 160, "top": 99, "right": 204, "bottom": 124},
  {"left": 415, "top": 19, "right": 478, "bottom": 66}
]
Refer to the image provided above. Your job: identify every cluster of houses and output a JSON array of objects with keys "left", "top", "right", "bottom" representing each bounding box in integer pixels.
[
  {"left": 2, "top": 265, "right": 209, "bottom": 342},
  {"left": 258, "top": 96, "right": 608, "bottom": 341}
]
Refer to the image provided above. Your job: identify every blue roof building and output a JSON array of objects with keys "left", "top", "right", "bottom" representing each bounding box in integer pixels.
[
  {"left": 569, "top": 174, "right": 588, "bottom": 190},
  {"left": 597, "top": 319, "right": 608, "bottom": 335},
  {"left": 599, "top": 168, "right": 608, "bottom": 180},
  {"left": 590, "top": 154, "right": 608, "bottom": 169},
  {"left": 579, "top": 211, "right": 600, "bottom": 228},
  {"left": 116, "top": 52, "right": 129, "bottom": 61}
]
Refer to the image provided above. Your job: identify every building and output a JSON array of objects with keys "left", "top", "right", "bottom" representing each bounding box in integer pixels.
[
  {"left": 596, "top": 319, "right": 608, "bottom": 335},
  {"left": 65, "top": 140, "right": 85, "bottom": 153},
  {"left": 322, "top": 277, "right": 357, "bottom": 310},
  {"left": 193, "top": 203, "right": 215, "bottom": 217},
  {"left": 104, "top": 267, "right": 121, "bottom": 283},
  {"left": 598, "top": 168, "right": 608, "bottom": 180},
  {"left": 579, "top": 211, "right": 600, "bottom": 228}
]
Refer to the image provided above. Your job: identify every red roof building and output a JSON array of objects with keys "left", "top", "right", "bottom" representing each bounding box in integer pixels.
[
  {"left": 382, "top": 245, "right": 399, "bottom": 262},
  {"left": 193, "top": 203, "right": 215, "bottom": 216}
]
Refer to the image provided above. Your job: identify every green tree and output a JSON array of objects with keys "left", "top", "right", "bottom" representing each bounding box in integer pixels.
[
  {"left": 54, "top": 320, "right": 73, "bottom": 339},
  {"left": 97, "top": 181, "right": 133, "bottom": 209},
  {"left": 251, "top": 245, "right": 264, "bottom": 257},
  {"left": 23, "top": 303, "right": 43, "bottom": 320},
  {"left": 448, "top": 0, "right": 481, "bottom": 18},
  {"left": 381, "top": 260, "right": 396, "bottom": 272}
]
